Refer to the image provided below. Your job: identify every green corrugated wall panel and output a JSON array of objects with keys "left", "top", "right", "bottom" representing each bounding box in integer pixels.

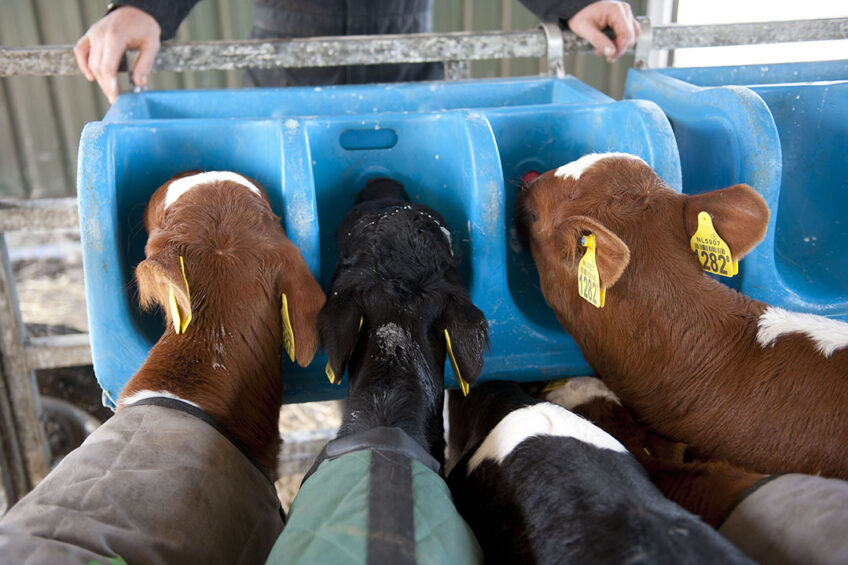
[{"left": 0, "top": 0, "right": 645, "bottom": 198}]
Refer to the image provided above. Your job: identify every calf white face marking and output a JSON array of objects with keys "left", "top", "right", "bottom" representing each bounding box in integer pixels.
[
  {"left": 757, "top": 306, "right": 848, "bottom": 357},
  {"left": 467, "top": 402, "right": 627, "bottom": 474},
  {"left": 164, "top": 171, "right": 261, "bottom": 210},
  {"left": 544, "top": 376, "right": 621, "bottom": 410},
  {"left": 554, "top": 152, "right": 647, "bottom": 181},
  {"left": 119, "top": 389, "right": 201, "bottom": 409}
]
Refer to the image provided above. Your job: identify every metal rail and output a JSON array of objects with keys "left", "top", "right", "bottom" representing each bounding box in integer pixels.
[{"left": 1, "top": 18, "right": 846, "bottom": 77}]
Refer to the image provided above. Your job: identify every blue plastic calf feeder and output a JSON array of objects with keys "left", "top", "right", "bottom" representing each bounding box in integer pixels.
[
  {"left": 625, "top": 60, "right": 848, "bottom": 320},
  {"left": 78, "top": 76, "right": 680, "bottom": 407}
]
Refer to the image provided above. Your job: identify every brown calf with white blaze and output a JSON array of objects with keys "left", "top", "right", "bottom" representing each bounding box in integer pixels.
[
  {"left": 119, "top": 171, "right": 325, "bottom": 478},
  {"left": 515, "top": 153, "right": 848, "bottom": 479}
]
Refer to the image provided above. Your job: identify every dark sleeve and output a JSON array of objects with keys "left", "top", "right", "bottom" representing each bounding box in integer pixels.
[
  {"left": 517, "top": 0, "right": 598, "bottom": 28},
  {"left": 107, "top": 0, "right": 203, "bottom": 39}
]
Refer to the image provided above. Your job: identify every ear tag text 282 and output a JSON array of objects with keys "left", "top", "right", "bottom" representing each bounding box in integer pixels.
[
  {"left": 578, "top": 234, "right": 605, "bottom": 308},
  {"left": 281, "top": 293, "right": 296, "bottom": 362},
  {"left": 169, "top": 256, "right": 192, "bottom": 334},
  {"left": 444, "top": 329, "right": 470, "bottom": 396},
  {"left": 690, "top": 211, "right": 737, "bottom": 278}
]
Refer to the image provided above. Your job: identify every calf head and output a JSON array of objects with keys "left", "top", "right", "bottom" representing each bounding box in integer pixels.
[
  {"left": 514, "top": 153, "right": 769, "bottom": 325},
  {"left": 319, "top": 178, "right": 488, "bottom": 393},
  {"left": 136, "top": 171, "right": 324, "bottom": 366}
]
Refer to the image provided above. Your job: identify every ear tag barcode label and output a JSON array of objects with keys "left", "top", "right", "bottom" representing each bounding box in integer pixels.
[
  {"left": 281, "top": 293, "right": 296, "bottom": 362},
  {"left": 690, "top": 212, "right": 737, "bottom": 278},
  {"left": 578, "top": 234, "right": 605, "bottom": 308}
]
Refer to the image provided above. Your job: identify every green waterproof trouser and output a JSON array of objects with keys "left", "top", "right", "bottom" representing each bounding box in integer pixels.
[{"left": 266, "top": 448, "right": 483, "bottom": 565}]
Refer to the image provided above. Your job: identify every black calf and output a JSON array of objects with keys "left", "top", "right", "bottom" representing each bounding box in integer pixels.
[{"left": 319, "top": 177, "right": 489, "bottom": 464}]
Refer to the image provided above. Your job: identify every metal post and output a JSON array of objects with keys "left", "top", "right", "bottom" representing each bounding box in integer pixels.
[
  {"left": 0, "top": 233, "right": 49, "bottom": 502},
  {"left": 539, "top": 22, "right": 566, "bottom": 78}
]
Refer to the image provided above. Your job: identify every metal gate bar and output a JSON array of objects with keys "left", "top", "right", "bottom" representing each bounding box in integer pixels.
[{"left": 1, "top": 18, "right": 846, "bottom": 77}]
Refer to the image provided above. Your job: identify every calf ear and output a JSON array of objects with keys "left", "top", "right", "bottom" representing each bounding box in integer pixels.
[
  {"left": 683, "top": 184, "right": 769, "bottom": 260},
  {"left": 276, "top": 241, "right": 326, "bottom": 367},
  {"left": 318, "top": 287, "right": 363, "bottom": 383},
  {"left": 135, "top": 247, "right": 192, "bottom": 334},
  {"left": 556, "top": 215, "right": 630, "bottom": 289},
  {"left": 439, "top": 292, "right": 489, "bottom": 392}
]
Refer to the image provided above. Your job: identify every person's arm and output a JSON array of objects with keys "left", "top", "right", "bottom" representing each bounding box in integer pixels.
[
  {"left": 74, "top": 1, "right": 201, "bottom": 103},
  {"left": 518, "top": 0, "right": 640, "bottom": 62}
]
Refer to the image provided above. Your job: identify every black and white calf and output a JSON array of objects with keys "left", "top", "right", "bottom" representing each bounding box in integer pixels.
[
  {"left": 267, "top": 178, "right": 488, "bottom": 563},
  {"left": 447, "top": 381, "right": 753, "bottom": 565},
  {"left": 318, "top": 177, "right": 488, "bottom": 462}
]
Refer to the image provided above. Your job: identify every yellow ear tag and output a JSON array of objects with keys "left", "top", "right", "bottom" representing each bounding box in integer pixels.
[
  {"left": 325, "top": 361, "right": 337, "bottom": 385},
  {"left": 281, "top": 293, "right": 296, "bottom": 362},
  {"left": 444, "top": 329, "right": 470, "bottom": 396},
  {"left": 168, "top": 286, "right": 182, "bottom": 334},
  {"left": 325, "top": 316, "right": 364, "bottom": 386},
  {"left": 178, "top": 256, "right": 192, "bottom": 332},
  {"left": 690, "top": 211, "right": 737, "bottom": 278},
  {"left": 578, "top": 234, "right": 605, "bottom": 308}
]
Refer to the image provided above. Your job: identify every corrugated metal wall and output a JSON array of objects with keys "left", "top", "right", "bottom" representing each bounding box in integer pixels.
[{"left": 0, "top": 0, "right": 644, "bottom": 199}]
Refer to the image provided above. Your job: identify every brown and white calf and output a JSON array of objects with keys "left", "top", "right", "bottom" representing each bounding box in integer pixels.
[
  {"left": 120, "top": 170, "right": 325, "bottom": 477},
  {"left": 515, "top": 154, "right": 848, "bottom": 479},
  {"left": 0, "top": 171, "right": 325, "bottom": 564}
]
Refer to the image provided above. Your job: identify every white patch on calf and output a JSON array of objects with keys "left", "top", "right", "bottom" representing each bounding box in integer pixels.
[
  {"left": 757, "top": 306, "right": 848, "bottom": 357},
  {"left": 375, "top": 323, "right": 412, "bottom": 360},
  {"left": 119, "top": 389, "right": 201, "bottom": 409},
  {"left": 164, "top": 171, "right": 261, "bottom": 210},
  {"left": 554, "top": 152, "right": 647, "bottom": 181},
  {"left": 544, "top": 376, "right": 621, "bottom": 410},
  {"left": 467, "top": 402, "right": 627, "bottom": 474}
]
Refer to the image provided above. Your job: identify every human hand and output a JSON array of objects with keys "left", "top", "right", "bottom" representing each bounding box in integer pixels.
[
  {"left": 74, "top": 6, "right": 161, "bottom": 103},
  {"left": 567, "top": 1, "right": 640, "bottom": 63}
]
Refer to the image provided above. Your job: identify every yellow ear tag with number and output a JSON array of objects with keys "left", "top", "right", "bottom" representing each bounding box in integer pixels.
[
  {"left": 444, "top": 329, "right": 470, "bottom": 396},
  {"left": 690, "top": 212, "right": 737, "bottom": 278},
  {"left": 281, "top": 293, "right": 296, "bottom": 362},
  {"left": 578, "top": 234, "right": 605, "bottom": 308},
  {"left": 325, "top": 316, "right": 363, "bottom": 385},
  {"left": 169, "top": 256, "right": 192, "bottom": 334}
]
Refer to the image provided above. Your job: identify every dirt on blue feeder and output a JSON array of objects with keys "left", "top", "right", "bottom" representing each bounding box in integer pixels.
[{"left": 78, "top": 76, "right": 681, "bottom": 407}]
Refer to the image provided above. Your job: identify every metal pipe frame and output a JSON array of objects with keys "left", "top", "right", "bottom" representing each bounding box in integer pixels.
[{"left": 1, "top": 18, "right": 846, "bottom": 77}]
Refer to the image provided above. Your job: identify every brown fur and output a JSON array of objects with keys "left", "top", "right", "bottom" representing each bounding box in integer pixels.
[
  {"left": 119, "top": 173, "right": 325, "bottom": 478},
  {"left": 517, "top": 156, "right": 848, "bottom": 479}
]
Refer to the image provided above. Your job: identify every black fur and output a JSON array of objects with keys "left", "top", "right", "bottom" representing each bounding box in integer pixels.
[
  {"left": 319, "top": 178, "right": 489, "bottom": 466},
  {"left": 448, "top": 382, "right": 753, "bottom": 564}
]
